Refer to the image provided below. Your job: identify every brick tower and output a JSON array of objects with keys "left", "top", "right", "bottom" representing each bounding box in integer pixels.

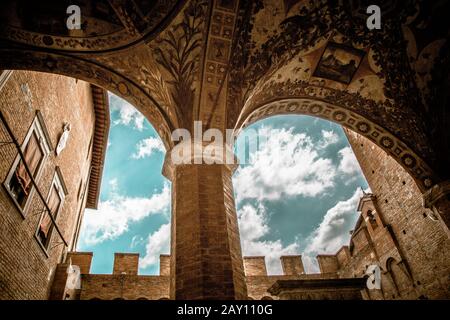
[{"left": 344, "top": 129, "right": 450, "bottom": 299}]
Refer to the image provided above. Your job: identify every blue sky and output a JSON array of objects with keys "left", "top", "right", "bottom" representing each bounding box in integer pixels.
[{"left": 77, "top": 93, "right": 369, "bottom": 275}]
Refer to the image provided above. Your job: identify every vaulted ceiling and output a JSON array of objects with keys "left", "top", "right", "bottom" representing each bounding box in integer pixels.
[{"left": 0, "top": 0, "right": 448, "bottom": 190}]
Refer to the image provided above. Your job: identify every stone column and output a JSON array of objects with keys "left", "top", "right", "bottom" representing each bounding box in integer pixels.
[
  {"left": 162, "top": 143, "right": 247, "bottom": 300},
  {"left": 423, "top": 180, "right": 450, "bottom": 236}
]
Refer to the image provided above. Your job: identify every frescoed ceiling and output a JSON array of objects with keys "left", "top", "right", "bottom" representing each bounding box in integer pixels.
[{"left": 0, "top": 0, "right": 448, "bottom": 190}]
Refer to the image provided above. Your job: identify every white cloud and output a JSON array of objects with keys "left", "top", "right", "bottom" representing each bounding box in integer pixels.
[
  {"left": 140, "top": 223, "right": 171, "bottom": 269},
  {"left": 130, "top": 235, "right": 144, "bottom": 249},
  {"left": 338, "top": 146, "right": 360, "bottom": 175},
  {"left": 233, "top": 127, "right": 337, "bottom": 203},
  {"left": 301, "top": 188, "right": 363, "bottom": 272},
  {"left": 110, "top": 95, "right": 145, "bottom": 131},
  {"left": 238, "top": 203, "right": 269, "bottom": 241},
  {"left": 320, "top": 130, "right": 339, "bottom": 148},
  {"left": 78, "top": 183, "right": 171, "bottom": 246},
  {"left": 238, "top": 203, "right": 299, "bottom": 274},
  {"left": 108, "top": 178, "right": 118, "bottom": 192},
  {"left": 132, "top": 137, "right": 165, "bottom": 159}
]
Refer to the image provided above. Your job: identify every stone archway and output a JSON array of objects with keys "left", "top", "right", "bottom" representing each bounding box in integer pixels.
[
  {"left": 233, "top": 97, "right": 435, "bottom": 193},
  {"left": 1, "top": 0, "right": 448, "bottom": 301}
]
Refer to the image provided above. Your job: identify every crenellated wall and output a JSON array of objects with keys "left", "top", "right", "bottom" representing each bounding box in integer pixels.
[{"left": 53, "top": 253, "right": 343, "bottom": 300}]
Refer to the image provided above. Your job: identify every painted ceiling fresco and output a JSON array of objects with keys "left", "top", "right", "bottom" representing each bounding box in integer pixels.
[{"left": 0, "top": 0, "right": 448, "bottom": 190}]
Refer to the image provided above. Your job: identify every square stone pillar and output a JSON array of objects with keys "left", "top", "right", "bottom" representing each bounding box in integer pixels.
[{"left": 163, "top": 150, "right": 247, "bottom": 300}]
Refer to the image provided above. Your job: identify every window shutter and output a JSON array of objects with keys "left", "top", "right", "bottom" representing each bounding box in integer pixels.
[
  {"left": 16, "top": 132, "right": 43, "bottom": 195},
  {"left": 40, "top": 185, "right": 61, "bottom": 238}
]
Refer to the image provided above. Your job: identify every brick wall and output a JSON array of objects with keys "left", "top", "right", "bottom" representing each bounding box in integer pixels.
[
  {"left": 65, "top": 252, "right": 170, "bottom": 300},
  {"left": 79, "top": 275, "right": 170, "bottom": 300},
  {"left": 0, "top": 71, "right": 95, "bottom": 299},
  {"left": 342, "top": 129, "right": 450, "bottom": 299},
  {"left": 61, "top": 252, "right": 340, "bottom": 300}
]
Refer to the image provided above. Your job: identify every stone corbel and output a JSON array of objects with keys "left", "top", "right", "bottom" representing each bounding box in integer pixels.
[{"left": 423, "top": 180, "right": 450, "bottom": 234}]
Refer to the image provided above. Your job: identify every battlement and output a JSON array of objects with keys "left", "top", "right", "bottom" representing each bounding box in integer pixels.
[
  {"left": 281, "top": 255, "right": 305, "bottom": 275},
  {"left": 243, "top": 256, "right": 267, "bottom": 276},
  {"left": 159, "top": 254, "right": 170, "bottom": 276},
  {"left": 316, "top": 255, "right": 339, "bottom": 274},
  {"left": 243, "top": 255, "right": 307, "bottom": 276},
  {"left": 65, "top": 252, "right": 170, "bottom": 276},
  {"left": 65, "top": 253, "right": 345, "bottom": 276},
  {"left": 113, "top": 253, "right": 139, "bottom": 275},
  {"left": 66, "top": 252, "right": 93, "bottom": 275}
]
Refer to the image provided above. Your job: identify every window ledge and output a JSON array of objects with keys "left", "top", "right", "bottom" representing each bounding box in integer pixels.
[
  {"left": 34, "top": 234, "right": 50, "bottom": 259},
  {"left": 2, "top": 182, "right": 27, "bottom": 220}
]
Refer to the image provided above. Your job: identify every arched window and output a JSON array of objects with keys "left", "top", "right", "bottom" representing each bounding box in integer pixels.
[{"left": 367, "top": 210, "right": 378, "bottom": 230}]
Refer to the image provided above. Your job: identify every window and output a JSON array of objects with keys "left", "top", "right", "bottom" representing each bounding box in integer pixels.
[
  {"left": 36, "top": 171, "right": 65, "bottom": 251},
  {"left": 3, "top": 113, "right": 51, "bottom": 215},
  {"left": 366, "top": 210, "right": 378, "bottom": 230}
]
